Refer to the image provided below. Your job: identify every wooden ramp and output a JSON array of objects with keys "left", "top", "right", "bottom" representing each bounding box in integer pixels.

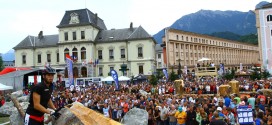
[{"left": 69, "top": 103, "right": 122, "bottom": 125}]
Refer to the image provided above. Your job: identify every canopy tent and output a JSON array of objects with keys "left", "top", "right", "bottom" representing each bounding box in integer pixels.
[
  {"left": 0, "top": 83, "right": 13, "bottom": 90},
  {"left": 0, "top": 67, "right": 31, "bottom": 75},
  {"left": 133, "top": 74, "right": 148, "bottom": 83},
  {"left": 0, "top": 68, "right": 41, "bottom": 91},
  {"left": 119, "top": 76, "right": 130, "bottom": 81},
  {"left": 198, "top": 57, "right": 211, "bottom": 62},
  {"left": 101, "top": 76, "right": 114, "bottom": 82}
]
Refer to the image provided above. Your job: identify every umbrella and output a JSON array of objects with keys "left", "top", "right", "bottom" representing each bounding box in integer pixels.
[
  {"left": 198, "top": 57, "right": 211, "bottom": 62},
  {"left": 119, "top": 76, "right": 130, "bottom": 81},
  {"left": 0, "top": 83, "right": 13, "bottom": 90},
  {"left": 101, "top": 76, "right": 114, "bottom": 82}
]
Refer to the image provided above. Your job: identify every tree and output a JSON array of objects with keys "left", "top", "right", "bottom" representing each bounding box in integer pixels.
[
  {"left": 169, "top": 71, "right": 179, "bottom": 82},
  {"left": 0, "top": 56, "right": 4, "bottom": 71},
  {"left": 251, "top": 68, "right": 261, "bottom": 80},
  {"left": 262, "top": 69, "right": 271, "bottom": 79},
  {"left": 224, "top": 69, "right": 235, "bottom": 80},
  {"left": 149, "top": 74, "right": 158, "bottom": 86},
  {"left": 156, "top": 70, "right": 164, "bottom": 80}
]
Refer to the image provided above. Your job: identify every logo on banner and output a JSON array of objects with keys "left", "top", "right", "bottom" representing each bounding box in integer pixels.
[{"left": 162, "top": 68, "right": 168, "bottom": 80}]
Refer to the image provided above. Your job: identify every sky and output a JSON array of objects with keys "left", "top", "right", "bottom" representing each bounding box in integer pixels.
[{"left": 0, "top": 0, "right": 269, "bottom": 54}]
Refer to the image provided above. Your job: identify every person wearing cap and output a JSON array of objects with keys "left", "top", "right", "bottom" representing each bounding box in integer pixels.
[
  {"left": 209, "top": 111, "right": 227, "bottom": 125},
  {"left": 210, "top": 107, "right": 227, "bottom": 121},
  {"left": 25, "top": 66, "right": 59, "bottom": 125},
  {"left": 175, "top": 106, "right": 187, "bottom": 125}
]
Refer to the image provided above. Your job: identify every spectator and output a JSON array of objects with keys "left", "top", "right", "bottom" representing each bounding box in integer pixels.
[
  {"left": 209, "top": 111, "right": 227, "bottom": 125},
  {"left": 175, "top": 106, "right": 187, "bottom": 125}
]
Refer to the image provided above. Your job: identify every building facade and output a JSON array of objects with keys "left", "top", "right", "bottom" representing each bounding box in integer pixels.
[
  {"left": 13, "top": 9, "right": 156, "bottom": 78},
  {"left": 162, "top": 28, "right": 259, "bottom": 71},
  {"left": 256, "top": 3, "right": 272, "bottom": 73},
  {"left": 155, "top": 44, "right": 165, "bottom": 69}
]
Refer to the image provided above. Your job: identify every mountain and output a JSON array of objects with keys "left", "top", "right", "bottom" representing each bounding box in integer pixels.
[
  {"left": 1, "top": 49, "right": 15, "bottom": 61},
  {"left": 153, "top": 9, "right": 257, "bottom": 44}
]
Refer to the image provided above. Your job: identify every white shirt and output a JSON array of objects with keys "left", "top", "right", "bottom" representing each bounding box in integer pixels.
[{"left": 206, "top": 85, "right": 210, "bottom": 91}]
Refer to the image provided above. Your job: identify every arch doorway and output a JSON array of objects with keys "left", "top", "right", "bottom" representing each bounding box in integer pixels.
[
  {"left": 73, "top": 67, "right": 78, "bottom": 78},
  {"left": 81, "top": 67, "right": 87, "bottom": 77}
]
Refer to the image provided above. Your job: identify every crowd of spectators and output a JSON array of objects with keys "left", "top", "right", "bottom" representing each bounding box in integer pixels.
[{"left": 48, "top": 76, "right": 272, "bottom": 125}]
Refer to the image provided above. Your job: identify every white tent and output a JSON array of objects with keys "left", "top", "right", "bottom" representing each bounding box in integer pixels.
[
  {"left": 119, "top": 76, "right": 130, "bottom": 81},
  {"left": 198, "top": 57, "right": 211, "bottom": 62},
  {"left": 101, "top": 76, "right": 114, "bottom": 82},
  {"left": 0, "top": 83, "right": 13, "bottom": 90}
]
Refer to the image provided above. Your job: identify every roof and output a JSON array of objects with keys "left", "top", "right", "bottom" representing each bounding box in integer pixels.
[
  {"left": 258, "top": 3, "right": 272, "bottom": 9},
  {"left": 57, "top": 8, "right": 107, "bottom": 30},
  {"left": 13, "top": 34, "right": 58, "bottom": 49},
  {"left": 155, "top": 44, "right": 163, "bottom": 51},
  {"left": 95, "top": 26, "right": 153, "bottom": 42}
]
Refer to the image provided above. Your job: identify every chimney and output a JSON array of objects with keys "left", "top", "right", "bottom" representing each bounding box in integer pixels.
[
  {"left": 130, "top": 22, "right": 133, "bottom": 31},
  {"left": 38, "top": 31, "right": 43, "bottom": 39},
  {"left": 95, "top": 13, "right": 98, "bottom": 24}
]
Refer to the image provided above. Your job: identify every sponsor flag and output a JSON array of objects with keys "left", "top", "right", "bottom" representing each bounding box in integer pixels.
[
  {"left": 110, "top": 70, "right": 119, "bottom": 91},
  {"left": 66, "top": 54, "right": 74, "bottom": 86},
  {"left": 162, "top": 68, "right": 168, "bottom": 80},
  {"left": 184, "top": 66, "right": 187, "bottom": 75},
  {"left": 240, "top": 63, "right": 243, "bottom": 71}
]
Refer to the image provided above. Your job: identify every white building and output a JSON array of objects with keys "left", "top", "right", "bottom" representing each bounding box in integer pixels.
[
  {"left": 256, "top": 3, "right": 272, "bottom": 73},
  {"left": 13, "top": 9, "right": 156, "bottom": 78}
]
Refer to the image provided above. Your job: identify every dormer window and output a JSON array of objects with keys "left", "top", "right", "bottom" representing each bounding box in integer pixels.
[{"left": 69, "top": 12, "right": 80, "bottom": 24}]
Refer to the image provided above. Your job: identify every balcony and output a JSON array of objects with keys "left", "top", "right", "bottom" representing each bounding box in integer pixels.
[{"left": 195, "top": 66, "right": 218, "bottom": 78}]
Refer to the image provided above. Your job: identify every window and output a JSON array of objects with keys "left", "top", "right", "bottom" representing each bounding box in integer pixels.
[
  {"left": 64, "top": 32, "right": 68, "bottom": 41},
  {"left": 73, "top": 31, "right": 76, "bottom": 40},
  {"left": 158, "top": 54, "right": 161, "bottom": 59},
  {"left": 72, "top": 48, "right": 78, "bottom": 60},
  {"left": 64, "top": 48, "right": 69, "bottom": 61},
  {"left": 47, "top": 54, "right": 51, "bottom": 63},
  {"left": 110, "top": 67, "right": 114, "bottom": 71},
  {"left": 121, "top": 49, "right": 125, "bottom": 58},
  {"left": 99, "top": 67, "right": 103, "bottom": 76},
  {"left": 267, "top": 15, "right": 272, "bottom": 21},
  {"left": 158, "top": 62, "right": 162, "bottom": 67},
  {"left": 138, "top": 47, "right": 143, "bottom": 57},
  {"left": 109, "top": 49, "right": 114, "bottom": 59},
  {"left": 37, "top": 54, "right": 41, "bottom": 63},
  {"left": 98, "top": 50, "right": 103, "bottom": 59},
  {"left": 139, "top": 65, "right": 143, "bottom": 74},
  {"left": 81, "top": 47, "right": 86, "bottom": 60},
  {"left": 56, "top": 53, "right": 59, "bottom": 62},
  {"left": 176, "top": 35, "right": 179, "bottom": 40},
  {"left": 81, "top": 31, "right": 85, "bottom": 39},
  {"left": 22, "top": 55, "right": 26, "bottom": 64},
  {"left": 186, "top": 37, "right": 188, "bottom": 41},
  {"left": 176, "top": 52, "right": 178, "bottom": 57}
]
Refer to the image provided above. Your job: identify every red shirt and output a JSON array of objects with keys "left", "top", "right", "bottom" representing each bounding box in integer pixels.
[{"left": 1, "top": 99, "right": 5, "bottom": 106}]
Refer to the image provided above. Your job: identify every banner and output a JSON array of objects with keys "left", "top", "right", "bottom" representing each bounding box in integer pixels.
[
  {"left": 219, "top": 63, "right": 225, "bottom": 75},
  {"left": 110, "top": 70, "right": 119, "bottom": 90},
  {"left": 66, "top": 54, "right": 74, "bottom": 86},
  {"left": 240, "top": 63, "right": 243, "bottom": 71},
  {"left": 162, "top": 68, "right": 168, "bottom": 80},
  {"left": 184, "top": 66, "right": 187, "bottom": 75},
  {"left": 237, "top": 105, "right": 253, "bottom": 124}
]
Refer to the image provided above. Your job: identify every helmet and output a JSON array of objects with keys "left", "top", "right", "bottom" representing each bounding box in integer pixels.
[{"left": 43, "top": 66, "right": 56, "bottom": 75}]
